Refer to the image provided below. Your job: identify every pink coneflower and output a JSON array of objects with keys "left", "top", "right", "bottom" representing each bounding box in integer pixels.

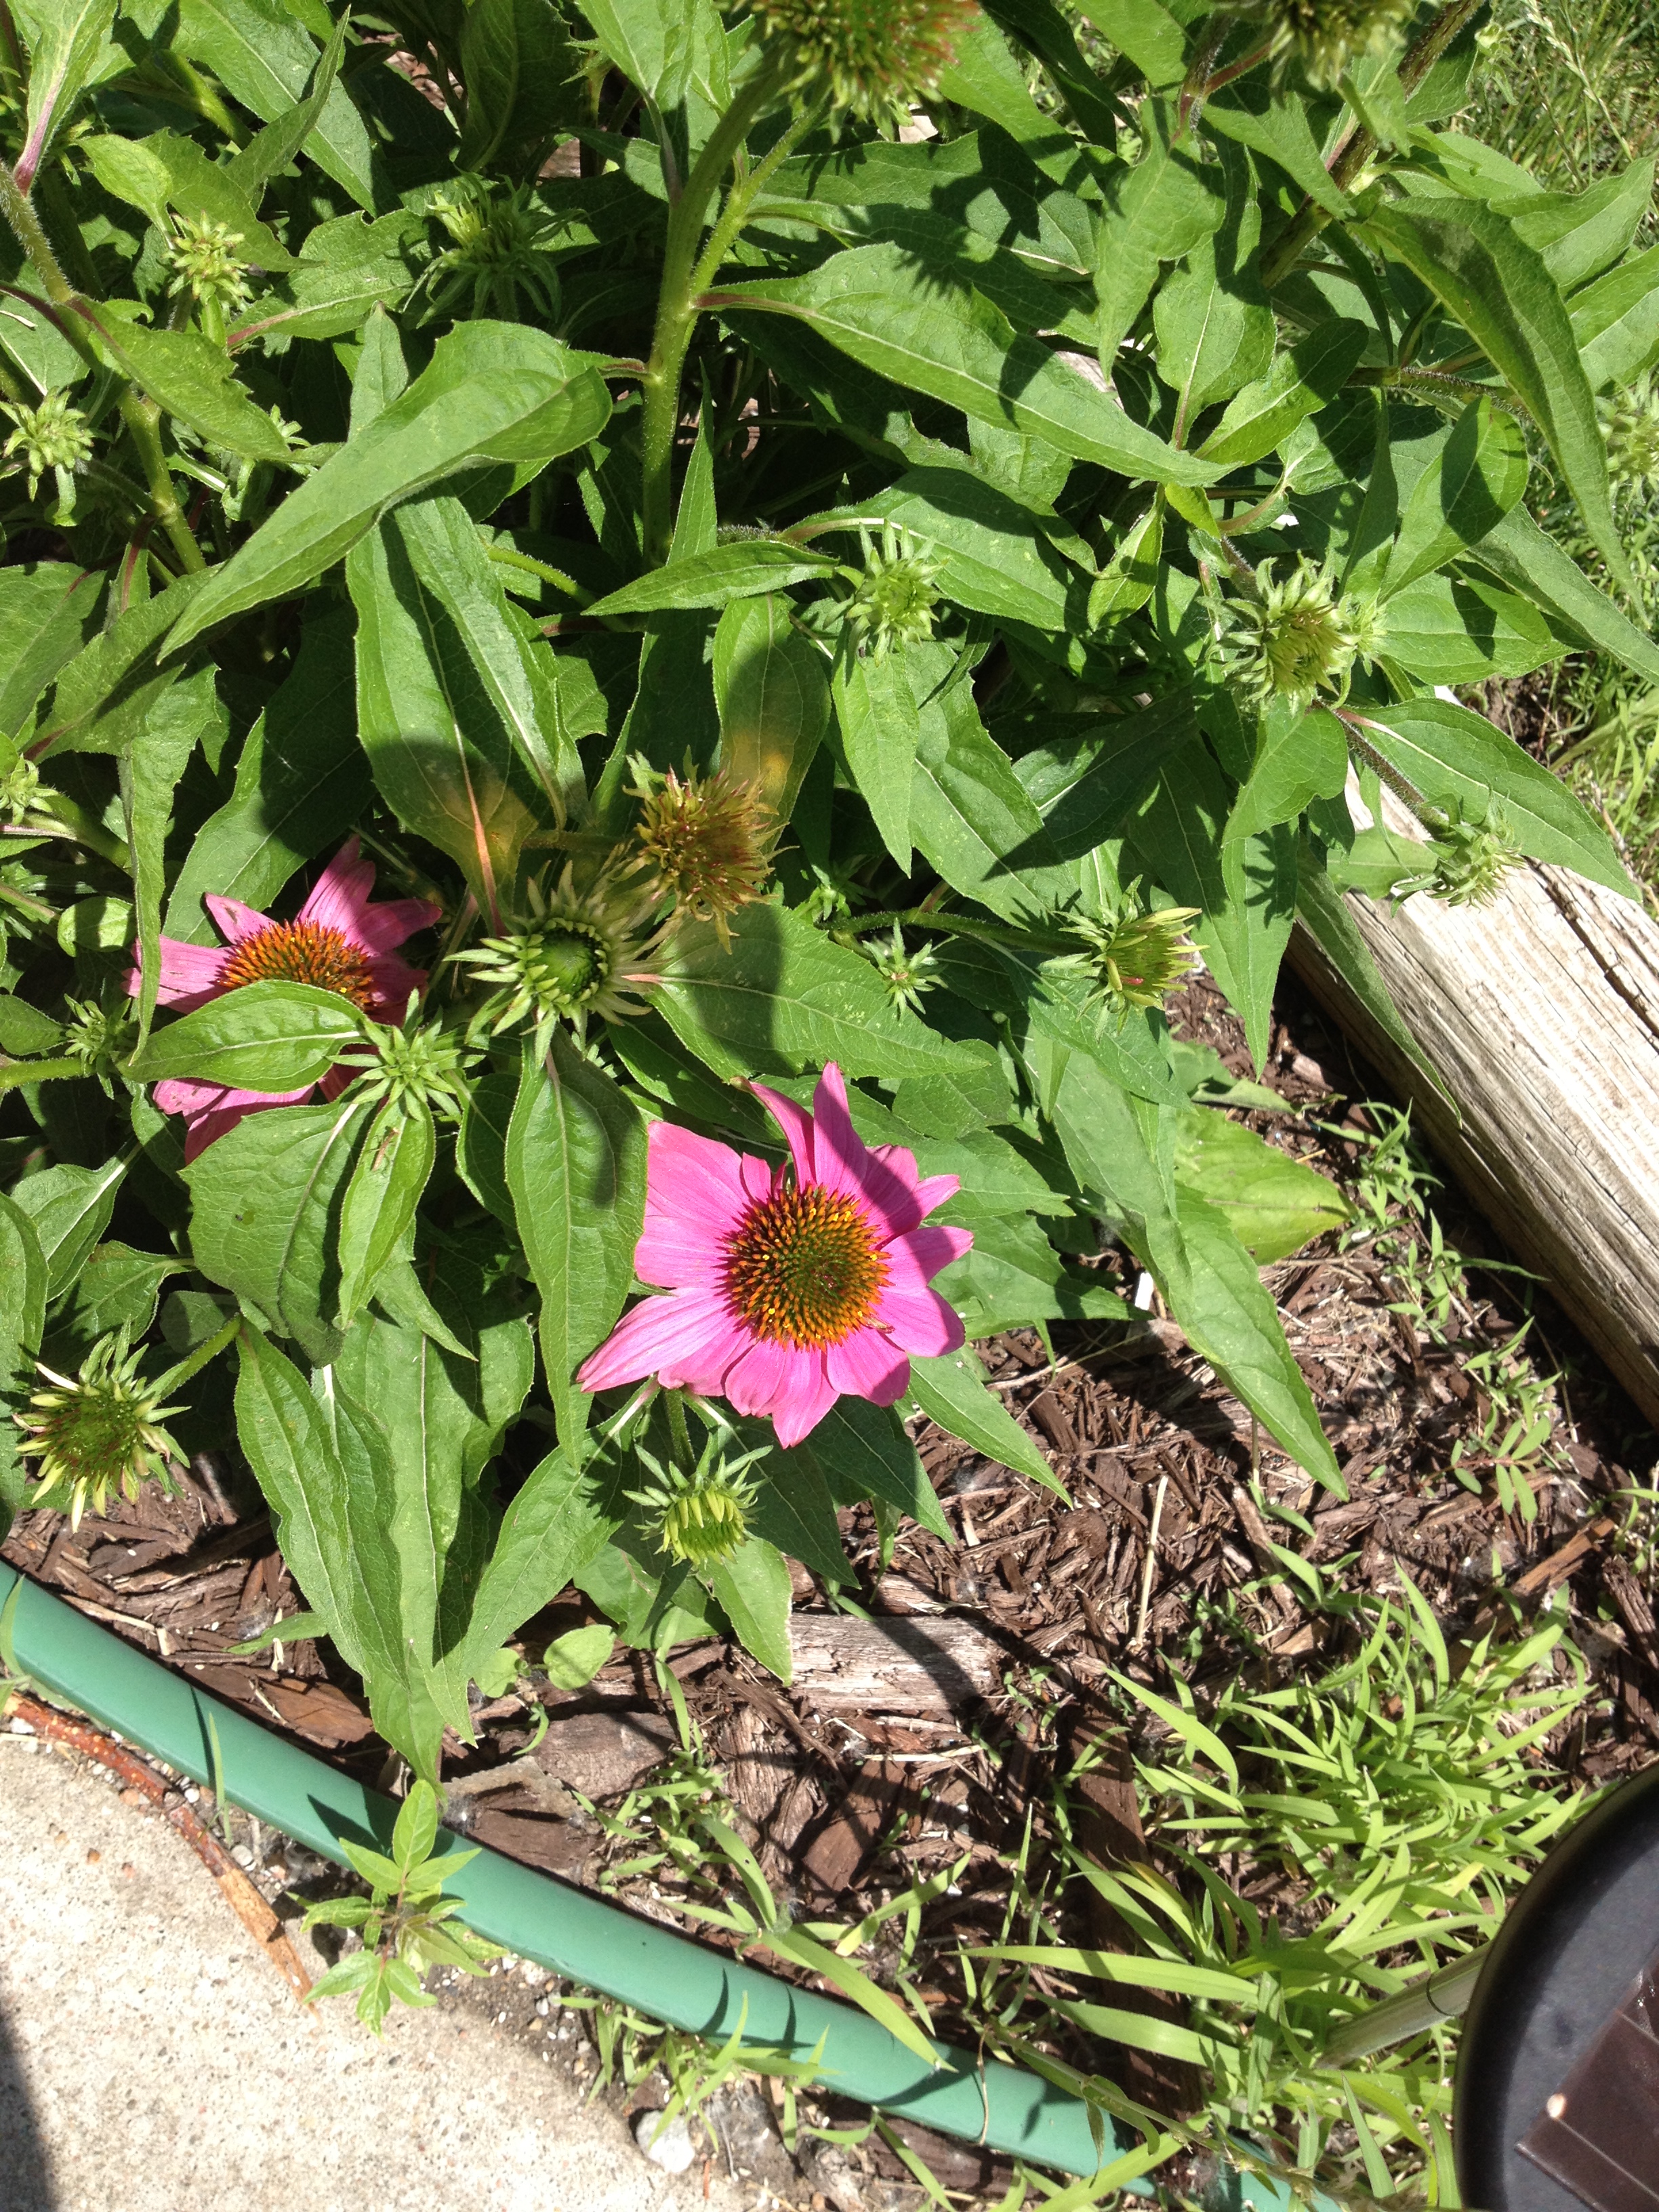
[
  {"left": 577, "top": 1063, "right": 971, "bottom": 1448},
  {"left": 131, "top": 839, "right": 440, "bottom": 1160}
]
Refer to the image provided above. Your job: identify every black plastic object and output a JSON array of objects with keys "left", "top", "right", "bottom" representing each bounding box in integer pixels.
[{"left": 1456, "top": 1759, "right": 1659, "bottom": 2209}]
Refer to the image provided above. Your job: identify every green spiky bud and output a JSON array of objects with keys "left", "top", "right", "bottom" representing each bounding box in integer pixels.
[
  {"left": 865, "top": 923, "right": 941, "bottom": 1015},
  {"left": 1, "top": 390, "right": 94, "bottom": 498},
  {"left": 1217, "top": 558, "right": 1378, "bottom": 708},
  {"left": 1063, "top": 897, "right": 1202, "bottom": 1018},
  {"left": 1258, "top": 0, "right": 1418, "bottom": 89},
  {"left": 628, "top": 1435, "right": 769, "bottom": 1571},
  {"left": 844, "top": 523, "right": 943, "bottom": 657},
  {"left": 337, "top": 1004, "right": 477, "bottom": 1122},
  {"left": 453, "top": 863, "right": 663, "bottom": 1044},
  {"left": 629, "top": 760, "right": 777, "bottom": 946},
  {"left": 63, "top": 996, "right": 138, "bottom": 1097},
  {"left": 1411, "top": 802, "right": 1524, "bottom": 909},
  {"left": 167, "top": 213, "right": 255, "bottom": 312},
  {"left": 751, "top": 0, "right": 982, "bottom": 117},
  {"left": 16, "top": 1331, "right": 185, "bottom": 1531},
  {"left": 1603, "top": 373, "right": 1659, "bottom": 495}
]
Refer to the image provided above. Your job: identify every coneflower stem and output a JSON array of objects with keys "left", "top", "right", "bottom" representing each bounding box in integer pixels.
[{"left": 155, "top": 1312, "right": 243, "bottom": 1397}]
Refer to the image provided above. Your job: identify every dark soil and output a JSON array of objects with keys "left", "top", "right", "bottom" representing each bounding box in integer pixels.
[{"left": 7, "top": 964, "right": 1656, "bottom": 2200}]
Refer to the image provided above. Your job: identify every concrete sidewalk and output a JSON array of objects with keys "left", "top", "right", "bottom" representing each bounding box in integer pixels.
[{"left": 0, "top": 1729, "right": 791, "bottom": 2212}]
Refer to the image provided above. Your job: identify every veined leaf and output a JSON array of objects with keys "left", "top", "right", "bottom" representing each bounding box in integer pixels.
[
  {"left": 177, "top": 0, "right": 376, "bottom": 208},
  {"left": 903, "top": 1345, "right": 1063, "bottom": 1495},
  {"left": 131, "top": 980, "right": 361, "bottom": 1091},
  {"left": 713, "top": 595, "right": 831, "bottom": 823},
  {"left": 1382, "top": 396, "right": 1530, "bottom": 597},
  {"left": 1469, "top": 503, "right": 1659, "bottom": 689},
  {"left": 1569, "top": 243, "right": 1659, "bottom": 394},
  {"left": 1198, "top": 320, "right": 1368, "bottom": 470},
  {"left": 834, "top": 648, "right": 919, "bottom": 871},
  {"left": 587, "top": 541, "right": 840, "bottom": 616},
  {"left": 88, "top": 314, "right": 292, "bottom": 463}
]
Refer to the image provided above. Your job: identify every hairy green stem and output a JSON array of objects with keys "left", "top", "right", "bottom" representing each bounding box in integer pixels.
[
  {"left": 638, "top": 58, "right": 790, "bottom": 567},
  {"left": 0, "top": 159, "right": 204, "bottom": 574},
  {"left": 484, "top": 538, "right": 592, "bottom": 604},
  {"left": 155, "top": 1313, "right": 244, "bottom": 1397},
  {"left": 1260, "top": 0, "right": 1486, "bottom": 290},
  {"left": 1349, "top": 363, "right": 1528, "bottom": 417},
  {"left": 19, "top": 794, "right": 134, "bottom": 872},
  {"left": 1338, "top": 714, "right": 1433, "bottom": 821},
  {"left": 0, "top": 1058, "right": 85, "bottom": 1092},
  {"left": 848, "top": 907, "right": 1076, "bottom": 958}
]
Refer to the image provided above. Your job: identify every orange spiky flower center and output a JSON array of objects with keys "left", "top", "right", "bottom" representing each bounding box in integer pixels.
[
  {"left": 723, "top": 1184, "right": 888, "bottom": 1347},
  {"left": 218, "top": 920, "right": 377, "bottom": 1012}
]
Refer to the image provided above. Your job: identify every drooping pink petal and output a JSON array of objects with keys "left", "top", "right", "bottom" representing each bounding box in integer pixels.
[
  {"left": 809, "top": 1064, "right": 925, "bottom": 1234},
  {"left": 130, "top": 935, "right": 228, "bottom": 1011},
  {"left": 884, "top": 1223, "right": 974, "bottom": 1288},
  {"left": 635, "top": 1124, "right": 753, "bottom": 1288},
  {"left": 165, "top": 1082, "right": 319, "bottom": 1162},
  {"left": 871, "top": 1282, "right": 966, "bottom": 1357},
  {"left": 350, "top": 897, "right": 443, "bottom": 956},
  {"left": 720, "top": 1333, "right": 801, "bottom": 1421},
  {"left": 575, "top": 1288, "right": 740, "bottom": 1393},
  {"left": 750, "top": 1079, "right": 817, "bottom": 1187},
  {"left": 738, "top": 1151, "right": 777, "bottom": 1206},
  {"left": 768, "top": 1353, "right": 840, "bottom": 1447},
  {"left": 153, "top": 1076, "right": 316, "bottom": 1117},
  {"left": 826, "top": 1326, "right": 909, "bottom": 1404},
  {"left": 363, "top": 951, "right": 429, "bottom": 1021},
  {"left": 912, "top": 1173, "right": 961, "bottom": 1217},
  {"left": 203, "top": 894, "right": 273, "bottom": 945},
  {"left": 296, "top": 837, "right": 377, "bottom": 939}
]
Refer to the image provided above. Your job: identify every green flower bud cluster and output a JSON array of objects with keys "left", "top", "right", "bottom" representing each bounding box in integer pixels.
[
  {"left": 1064, "top": 897, "right": 1202, "bottom": 1019},
  {"left": 628, "top": 1434, "right": 771, "bottom": 1570},
  {"left": 338, "top": 1003, "right": 478, "bottom": 1121},
  {"left": 843, "top": 523, "right": 943, "bottom": 659},
  {"left": 64, "top": 996, "right": 138, "bottom": 1096},
  {"left": 419, "top": 180, "right": 563, "bottom": 323},
  {"left": 1, "top": 390, "right": 94, "bottom": 501},
  {"left": 750, "top": 0, "right": 981, "bottom": 119},
  {"left": 1403, "top": 801, "right": 1524, "bottom": 909},
  {"left": 454, "top": 863, "right": 663, "bottom": 1047},
  {"left": 16, "top": 1330, "right": 185, "bottom": 1532},
  {"left": 865, "top": 922, "right": 941, "bottom": 1015},
  {"left": 1254, "top": 0, "right": 1418, "bottom": 90},
  {"left": 1216, "top": 558, "right": 1386, "bottom": 709}
]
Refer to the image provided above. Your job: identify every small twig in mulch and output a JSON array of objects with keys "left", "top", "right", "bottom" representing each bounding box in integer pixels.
[{"left": 3, "top": 1689, "right": 313, "bottom": 2004}]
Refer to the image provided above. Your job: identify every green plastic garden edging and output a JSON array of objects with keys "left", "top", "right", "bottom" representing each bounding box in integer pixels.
[{"left": 1, "top": 1560, "right": 1313, "bottom": 2208}]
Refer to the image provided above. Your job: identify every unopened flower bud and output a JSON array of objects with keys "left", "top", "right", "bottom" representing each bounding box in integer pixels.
[
  {"left": 16, "top": 1331, "right": 184, "bottom": 1531},
  {"left": 751, "top": 0, "right": 982, "bottom": 117},
  {"left": 629, "top": 761, "right": 776, "bottom": 945}
]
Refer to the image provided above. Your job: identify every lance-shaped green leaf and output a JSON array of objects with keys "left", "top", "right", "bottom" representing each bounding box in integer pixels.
[
  {"left": 166, "top": 325, "right": 612, "bottom": 653},
  {"left": 1294, "top": 853, "right": 1449, "bottom": 1099},
  {"left": 910, "top": 678, "right": 1075, "bottom": 926},
  {"left": 1089, "top": 501, "right": 1163, "bottom": 626},
  {"left": 234, "top": 1330, "right": 448, "bottom": 1776},
  {"left": 1495, "top": 155, "right": 1656, "bottom": 294},
  {"left": 1349, "top": 696, "right": 1635, "bottom": 896},
  {"left": 1095, "top": 100, "right": 1224, "bottom": 365},
  {"left": 78, "top": 131, "right": 295, "bottom": 268},
  {"left": 713, "top": 595, "right": 830, "bottom": 823},
  {"left": 462, "top": 1442, "right": 630, "bottom": 1677},
  {"left": 903, "top": 1345, "right": 1062, "bottom": 1495},
  {"left": 131, "top": 980, "right": 362, "bottom": 1091},
  {"left": 1198, "top": 321, "right": 1368, "bottom": 470},
  {"left": 224, "top": 11, "right": 347, "bottom": 201},
  {"left": 505, "top": 1034, "right": 646, "bottom": 1454},
  {"left": 87, "top": 316, "right": 293, "bottom": 463},
  {"left": 703, "top": 1539, "right": 794, "bottom": 1681},
  {"left": 123, "top": 659, "right": 226, "bottom": 1046},
  {"left": 1080, "top": 0, "right": 1185, "bottom": 86},
  {"left": 457, "top": 0, "right": 581, "bottom": 172},
  {"left": 1570, "top": 243, "right": 1659, "bottom": 394},
  {"left": 336, "top": 1099, "right": 437, "bottom": 1327},
  {"left": 1361, "top": 199, "right": 1633, "bottom": 594},
  {"left": 177, "top": 0, "right": 376, "bottom": 208},
  {"left": 0, "top": 562, "right": 106, "bottom": 739},
  {"left": 1153, "top": 147, "right": 1275, "bottom": 426},
  {"left": 1380, "top": 571, "right": 1563, "bottom": 684},
  {"left": 718, "top": 247, "right": 1219, "bottom": 487},
  {"left": 9, "top": 1158, "right": 127, "bottom": 1297},
  {"left": 1467, "top": 503, "right": 1659, "bottom": 687},
  {"left": 348, "top": 518, "right": 543, "bottom": 924},
  {"left": 834, "top": 648, "right": 918, "bottom": 871},
  {"left": 37, "top": 573, "right": 211, "bottom": 759},
  {"left": 0, "top": 1192, "right": 47, "bottom": 1519},
  {"left": 1205, "top": 82, "right": 1351, "bottom": 216},
  {"left": 657, "top": 904, "right": 989, "bottom": 1084},
  {"left": 1174, "top": 1107, "right": 1350, "bottom": 1263},
  {"left": 17, "top": 0, "right": 117, "bottom": 190},
  {"left": 588, "top": 541, "right": 840, "bottom": 617},
  {"left": 807, "top": 1395, "right": 951, "bottom": 1538},
  {"left": 45, "top": 1242, "right": 181, "bottom": 1369},
  {"left": 186, "top": 1099, "right": 369, "bottom": 1364},
  {"left": 1382, "top": 396, "right": 1530, "bottom": 597}
]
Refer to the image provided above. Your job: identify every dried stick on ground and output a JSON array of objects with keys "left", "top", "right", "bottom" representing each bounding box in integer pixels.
[
  {"left": 4, "top": 1689, "right": 312, "bottom": 2003},
  {"left": 1290, "top": 787, "right": 1659, "bottom": 1425}
]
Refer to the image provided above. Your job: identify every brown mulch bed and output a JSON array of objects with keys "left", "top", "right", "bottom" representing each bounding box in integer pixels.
[{"left": 6, "top": 965, "right": 1657, "bottom": 2190}]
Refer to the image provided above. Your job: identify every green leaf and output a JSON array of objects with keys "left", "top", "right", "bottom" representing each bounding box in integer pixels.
[
  {"left": 237, "top": 217, "right": 417, "bottom": 346},
  {"left": 506, "top": 1033, "right": 646, "bottom": 1453},
  {"left": 395, "top": 496, "right": 584, "bottom": 817},
  {"left": 713, "top": 595, "right": 830, "bottom": 824},
  {"left": 1497, "top": 155, "right": 1656, "bottom": 293},
  {"left": 1173, "top": 1108, "right": 1349, "bottom": 1263},
  {"left": 1088, "top": 501, "right": 1163, "bottom": 625},
  {"left": 1173, "top": 1189, "right": 1341, "bottom": 1487},
  {"left": 9, "top": 1158, "right": 126, "bottom": 1296},
  {"left": 336, "top": 1099, "right": 436, "bottom": 1327},
  {"left": 165, "top": 325, "right": 612, "bottom": 653},
  {"left": 581, "top": 0, "right": 678, "bottom": 98},
  {"left": 0, "top": 994, "right": 64, "bottom": 1057},
  {"left": 1205, "top": 81, "right": 1352, "bottom": 217},
  {"left": 720, "top": 247, "right": 1219, "bottom": 487},
  {"left": 79, "top": 131, "right": 295, "bottom": 268},
  {"left": 234, "top": 1328, "right": 447, "bottom": 1776},
  {"left": 39, "top": 573, "right": 210, "bottom": 759},
  {"left": 1224, "top": 703, "right": 1349, "bottom": 845},
  {"left": 224, "top": 10, "right": 347, "bottom": 202},
  {"left": 758, "top": 1925, "right": 940, "bottom": 2066},
  {"left": 939, "top": 1209, "right": 1127, "bottom": 1335},
  {"left": 131, "top": 980, "right": 361, "bottom": 1091},
  {"left": 587, "top": 542, "right": 840, "bottom": 617},
  {"left": 748, "top": 1445, "right": 853, "bottom": 1586},
  {"left": 807, "top": 1393, "right": 951, "bottom": 1540},
  {"left": 163, "top": 605, "right": 370, "bottom": 942},
  {"left": 909, "top": 682, "right": 1071, "bottom": 926},
  {"left": 834, "top": 649, "right": 918, "bottom": 872},
  {"left": 865, "top": 468, "right": 1082, "bottom": 631},
  {"left": 457, "top": 0, "right": 579, "bottom": 171},
  {"left": 457, "top": 1070, "right": 517, "bottom": 1227},
  {"left": 0, "top": 1192, "right": 48, "bottom": 1519},
  {"left": 123, "top": 660, "right": 226, "bottom": 1048},
  {"left": 1197, "top": 320, "right": 1368, "bottom": 469},
  {"left": 1379, "top": 571, "right": 1565, "bottom": 683},
  {"left": 1094, "top": 99, "right": 1223, "bottom": 364},
  {"left": 176, "top": 0, "right": 376, "bottom": 207},
  {"left": 1351, "top": 696, "right": 1635, "bottom": 896},
  {"left": 348, "top": 516, "right": 543, "bottom": 924},
  {"left": 0, "top": 563, "right": 107, "bottom": 739},
  {"left": 703, "top": 1538, "right": 794, "bottom": 1681},
  {"left": 655, "top": 904, "right": 988, "bottom": 1084},
  {"left": 89, "top": 316, "right": 292, "bottom": 463},
  {"left": 1570, "top": 243, "right": 1659, "bottom": 393},
  {"left": 1046, "top": 1046, "right": 1186, "bottom": 1289},
  {"left": 185, "top": 1099, "right": 369, "bottom": 1364},
  {"left": 1467, "top": 502, "right": 1659, "bottom": 687},
  {"left": 18, "top": 0, "right": 117, "bottom": 188},
  {"left": 1081, "top": 0, "right": 1185, "bottom": 87},
  {"left": 465, "top": 1443, "right": 629, "bottom": 1673},
  {"left": 44, "top": 1242, "right": 181, "bottom": 1368},
  {"left": 903, "top": 1346, "right": 1061, "bottom": 1496},
  {"left": 544, "top": 1622, "right": 615, "bottom": 1689},
  {"left": 1153, "top": 143, "right": 1274, "bottom": 424},
  {"left": 1381, "top": 396, "right": 1530, "bottom": 597},
  {"left": 1360, "top": 199, "right": 1632, "bottom": 594}
]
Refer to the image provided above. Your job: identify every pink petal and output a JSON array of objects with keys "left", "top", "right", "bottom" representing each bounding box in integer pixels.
[
  {"left": 826, "top": 1326, "right": 909, "bottom": 1405},
  {"left": 297, "top": 838, "right": 377, "bottom": 939},
  {"left": 204, "top": 895, "right": 272, "bottom": 946},
  {"left": 634, "top": 1124, "right": 752, "bottom": 1288},
  {"left": 750, "top": 1080, "right": 817, "bottom": 1187},
  {"left": 768, "top": 1354, "right": 841, "bottom": 1448},
  {"left": 885, "top": 1224, "right": 974, "bottom": 1287},
  {"left": 350, "top": 897, "right": 443, "bottom": 956},
  {"left": 739, "top": 1151, "right": 777, "bottom": 1206},
  {"left": 131, "top": 935, "right": 228, "bottom": 1010},
  {"left": 576, "top": 1289, "right": 740, "bottom": 1393},
  {"left": 167, "top": 1086, "right": 316, "bottom": 1162},
  {"left": 153, "top": 1076, "right": 316, "bottom": 1116},
  {"left": 867, "top": 1142, "right": 921, "bottom": 1193},
  {"left": 811, "top": 1064, "right": 926, "bottom": 1233},
  {"left": 720, "top": 1333, "right": 802, "bottom": 1421},
  {"left": 871, "top": 1282, "right": 965, "bottom": 1357},
  {"left": 912, "top": 1174, "right": 960, "bottom": 1218},
  {"left": 363, "top": 953, "right": 428, "bottom": 1021}
]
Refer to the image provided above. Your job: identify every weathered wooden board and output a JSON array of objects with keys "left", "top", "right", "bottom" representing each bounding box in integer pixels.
[{"left": 1289, "top": 790, "right": 1659, "bottom": 1423}]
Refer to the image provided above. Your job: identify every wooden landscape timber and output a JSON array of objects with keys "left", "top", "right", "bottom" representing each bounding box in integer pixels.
[{"left": 1290, "top": 782, "right": 1659, "bottom": 1427}]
